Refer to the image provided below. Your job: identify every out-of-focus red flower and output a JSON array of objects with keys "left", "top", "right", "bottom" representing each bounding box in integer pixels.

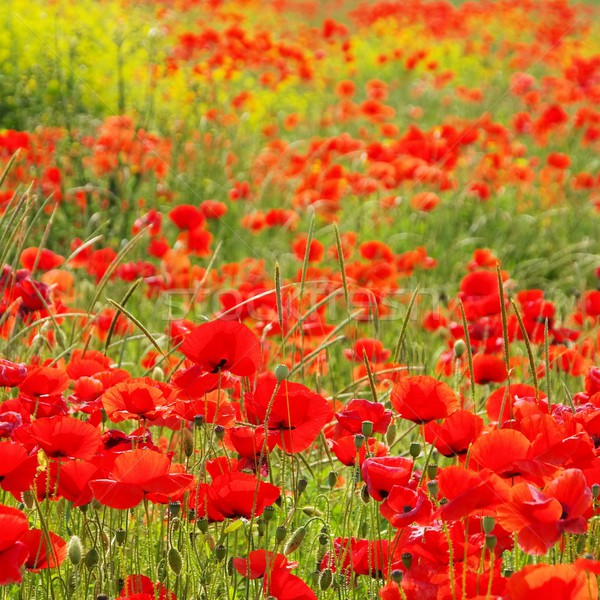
[{"left": 0, "top": 505, "right": 30, "bottom": 585}]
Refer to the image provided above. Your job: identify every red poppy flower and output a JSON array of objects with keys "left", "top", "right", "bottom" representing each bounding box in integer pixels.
[
  {"left": 102, "top": 378, "right": 175, "bottom": 423},
  {"left": 390, "top": 376, "right": 458, "bottom": 424},
  {"left": 507, "top": 563, "right": 597, "bottom": 600},
  {"left": 245, "top": 380, "right": 333, "bottom": 453},
  {"left": 423, "top": 410, "right": 483, "bottom": 457},
  {"left": 264, "top": 568, "right": 317, "bottom": 600},
  {"left": 207, "top": 471, "right": 280, "bottom": 520},
  {"left": 0, "top": 505, "right": 29, "bottom": 585},
  {"left": 89, "top": 449, "right": 194, "bottom": 509},
  {"left": 0, "top": 359, "right": 27, "bottom": 387},
  {"left": 36, "top": 459, "right": 99, "bottom": 506},
  {"left": 361, "top": 456, "right": 414, "bottom": 501},
  {"left": 343, "top": 338, "right": 391, "bottom": 363},
  {"left": 22, "top": 529, "right": 67, "bottom": 571},
  {"left": 335, "top": 398, "right": 392, "bottom": 435},
  {"left": 328, "top": 434, "right": 388, "bottom": 467},
  {"left": 181, "top": 319, "right": 261, "bottom": 377},
  {"left": 470, "top": 428, "right": 553, "bottom": 484},
  {"left": 168, "top": 204, "right": 205, "bottom": 230},
  {"left": 0, "top": 442, "right": 38, "bottom": 494},
  {"left": 30, "top": 415, "right": 102, "bottom": 460},
  {"left": 233, "top": 550, "right": 297, "bottom": 579},
  {"left": 458, "top": 270, "right": 502, "bottom": 320},
  {"left": 436, "top": 466, "right": 510, "bottom": 521},
  {"left": 20, "top": 247, "right": 64, "bottom": 271},
  {"left": 496, "top": 468, "right": 592, "bottom": 555},
  {"left": 380, "top": 485, "right": 432, "bottom": 528},
  {"left": 120, "top": 574, "right": 176, "bottom": 600},
  {"left": 471, "top": 353, "right": 508, "bottom": 384}
]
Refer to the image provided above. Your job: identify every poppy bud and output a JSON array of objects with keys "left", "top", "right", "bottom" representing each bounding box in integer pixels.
[
  {"left": 264, "top": 505, "right": 276, "bottom": 521},
  {"left": 483, "top": 516, "right": 495, "bottom": 534},
  {"left": 409, "top": 442, "right": 421, "bottom": 458},
  {"left": 215, "top": 544, "right": 227, "bottom": 561},
  {"left": 361, "top": 484, "right": 370, "bottom": 504},
  {"left": 197, "top": 517, "right": 209, "bottom": 533},
  {"left": 274, "top": 364, "right": 290, "bottom": 381},
  {"left": 297, "top": 478, "right": 308, "bottom": 494},
  {"left": 319, "top": 568, "right": 333, "bottom": 590},
  {"left": 354, "top": 433, "right": 365, "bottom": 449},
  {"left": 115, "top": 528, "right": 126, "bottom": 545},
  {"left": 327, "top": 471, "right": 338, "bottom": 489},
  {"left": 485, "top": 534, "right": 497, "bottom": 551},
  {"left": 361, "top": 420, "right": 374, "bottom": 437},
  {"left": 152, "top": 366, "right": 165, "bottom": 382},
  {"left": 427, "top": 480, "right": 438, "bottom": 499},
  {"left": 68, "top": 536, "right": 82, "bottom": 565},
  {"left": 182, "top": 428, "right": 194, "bottom": 457},
  {"left": 318, "top": 532, "right": 329, "bottom": 545},
  {"left": 454, "top": 339, "right": 466, "bottom": 358},
  {"left": 275, "top": 525, "right": 287, "bottom": 543},
  {"left": 391, "top": 569, "right": 403, "bottom": 583},
  {"left": 257, "top": 517, "right": 265, "bottom": 537},
  {"left": 214, "top": 425, "right": 225, "bottom": 441},
  {"left": 157, "top": 560, "right": 167, "bottom": 581},
  {"left": 302, "top": 506, "right": 322, "bottom": 517},
  {"left": 168, "top": 547, "right": 183, "bottom": 574},
  {"left": 284, "top": 525, "right": 307, "bottom": 554},
  {"left": 593, "top": 484, "right": 600, "bottom": 500},
  {"left": 22, "top": 490, "right": 35, "bottom": 509},
  {"left": 401, "top": 552, "right": 412, "bottom": 570},
  {"left": 386, "top": 422, "right": 396, "bottom": 445},
  {"left": 85, "top": 548, "right": 100, "bottom": 570}
]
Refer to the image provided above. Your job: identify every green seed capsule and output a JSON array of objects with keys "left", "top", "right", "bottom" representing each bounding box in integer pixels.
[
  {"left": 197, "top": 517, "right": 209, "bottom": 533},
  {"left": 482, "top": 516, "right": 495, "bottom": 534},
  {"left": 214, "top": 425, "right": 225, "bottom": 441},
  {"left": 427, "top": 464, "right": 438, "bottom": 480},
  {"left": 391, "top": 569, "right": 403, "bottom": 583},
  {"left": 84, "top": 548, "right": 99, "bottom": 570},
  {"left": 485, "top": 534, "right": 497, "bottom": 551},
  {"left": 401, "top": 552, "right": 412, "bottom": 570},
  {"left": 361, "top": 420, "right": 374, "bottom": 437},
  {"left": 264, "top": 505, "right": 276, "bottom": 521},
  {"left": 275, "top": 525, "right": 287, "bottom": 543},
  {"left": 409, "top": 442, "right": 421, "bottom": 458},
  {"left": 327, "top": 471, "right": 337, "bottom": 489},
  {"left": 454, "top": 339, "right": 466, "bottom": 358},
  {"left": 297, "top": 478, "right": 308, "bottom": 494},
  {"left": 115, "top": 528, "right": 126, "bottom": 545},
  {"left": 354, "top": 433, "right": 365, "bottom": 449},
  {"left": 274, "top": 364, "right": 290, "bottom": 381},
  {"left": 215, "top": 544, "right": 226, "bottom": 561},
  {"left": 168, "top": 547, "right": 183, "bottom": 575}
]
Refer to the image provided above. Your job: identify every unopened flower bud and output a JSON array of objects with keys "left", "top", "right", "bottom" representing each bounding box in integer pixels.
[
  {"left": 284, "top": 526, "right": 307, "bottom": 554},
  {"left": 68, "top": 536, "right": 82, "bottom": 565},
  {"left": 275, "top": 525, "right": 287, "bottom": 543},
  {"left": 454, "top": 339, "right": 466, "bottom": 358},
  {"left": 168, "top": 547, "right": 183, "bottom": 574}
]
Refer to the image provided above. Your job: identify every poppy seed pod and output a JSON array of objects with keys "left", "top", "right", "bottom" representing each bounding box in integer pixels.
[
  {"left": 275, "top": 525, "right": 287, "bottom": 543},
  {"left": 274, "top": 363, "right": 290, "bottom": 381}
]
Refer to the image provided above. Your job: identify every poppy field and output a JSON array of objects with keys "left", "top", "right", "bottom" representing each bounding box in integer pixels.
[{"left": 3, "top": 0, "right": 600, "bottom": 598}]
